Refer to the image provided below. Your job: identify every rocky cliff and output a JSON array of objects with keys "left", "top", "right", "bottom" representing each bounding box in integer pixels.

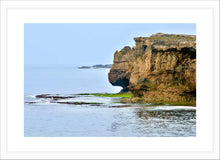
[{"left": 108, "top": 33, "right": 196, "bottom": 105}]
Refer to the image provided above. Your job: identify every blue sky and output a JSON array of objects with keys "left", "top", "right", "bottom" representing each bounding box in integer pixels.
[{"left": 24, "top": 23, "right": 196, "bottom": 67}]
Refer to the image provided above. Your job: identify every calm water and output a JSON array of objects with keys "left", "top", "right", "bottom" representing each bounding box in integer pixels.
[{"left": 24, "top": 66, "right": 196, "bottom": 137}]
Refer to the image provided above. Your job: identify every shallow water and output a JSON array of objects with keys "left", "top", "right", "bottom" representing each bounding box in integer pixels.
[{"left": 24, "top": 67, "right": 196, "bottom": 137}]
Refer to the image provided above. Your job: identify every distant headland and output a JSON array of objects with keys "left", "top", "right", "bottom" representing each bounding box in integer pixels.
[{"left": 78, "top": 64, "right": 112, "bottom": 69}]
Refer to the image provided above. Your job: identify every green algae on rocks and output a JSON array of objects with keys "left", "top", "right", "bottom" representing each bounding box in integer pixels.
[{"left": 90, "top": 93, "right": 131, "bottom": 98}]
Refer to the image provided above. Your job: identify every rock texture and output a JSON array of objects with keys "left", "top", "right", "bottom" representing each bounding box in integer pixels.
[{"left": 108, "top": 33, "right": 196, "bottom": 105}]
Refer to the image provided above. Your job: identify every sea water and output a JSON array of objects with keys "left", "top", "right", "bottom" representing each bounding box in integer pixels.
[{"left": 24, "top": 66, "right": 196, "bottom": 137}]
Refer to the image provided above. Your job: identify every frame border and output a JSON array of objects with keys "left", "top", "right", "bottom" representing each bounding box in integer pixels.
[{"left": 1, "top": 0, "right": 219, "bottom": 159}]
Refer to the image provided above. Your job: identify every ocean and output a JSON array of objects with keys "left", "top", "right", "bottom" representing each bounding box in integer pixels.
[{"left": 24, "top": 66, "right": 196, "bottom": 137}]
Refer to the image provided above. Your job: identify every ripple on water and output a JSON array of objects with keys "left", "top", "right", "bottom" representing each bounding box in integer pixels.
[{"left": 24, "top": 94, "right": 196, "bottom": 137}]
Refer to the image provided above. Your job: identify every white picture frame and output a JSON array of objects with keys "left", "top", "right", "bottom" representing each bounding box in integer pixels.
[{"left": 0, "top": 0, "right": 219, "bottom": 159}]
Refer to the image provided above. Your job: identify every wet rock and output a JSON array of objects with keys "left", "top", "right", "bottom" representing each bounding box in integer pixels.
[
  {"left": 24, "top": 102, "right": 38, "bottom": 104},
  {"left": 35, "top": 94, "right": 76, "bottom": 100},
  {"left": 109, "top": 104, "right": 132, "bottom": 108},
  {"left": 54, "top": 101, "right": 103, "bottom": 105}
]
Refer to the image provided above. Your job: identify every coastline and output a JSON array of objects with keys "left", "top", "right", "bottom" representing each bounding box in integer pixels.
[{"left": 25, "top": 92, "right": 196, "bottom": 107}]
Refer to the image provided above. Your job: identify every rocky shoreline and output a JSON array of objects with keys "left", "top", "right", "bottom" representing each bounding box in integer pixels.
[
  {"left": 25, "top": 93, "right": 138, "bottom": 108},
  {"left": 25, "top": 93, "right": 195, "bottom": 107},
  {"left": 108, "top": 33, "right": 196, "bottom": 106}
]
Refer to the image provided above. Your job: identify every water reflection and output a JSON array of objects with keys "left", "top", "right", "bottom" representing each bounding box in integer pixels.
[
  {"left": 24, "top": 99, "right": 196, "bottom": 137},
  {"left": 135, "top": 108, "right": 196, "bottom": 121},
  {"left": 131, "top": 107, "right": 196, "bottom": 137}
]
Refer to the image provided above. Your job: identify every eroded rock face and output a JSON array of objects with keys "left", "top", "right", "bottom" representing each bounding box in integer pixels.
[{"left": 108, "top": 33, "right": 196, "bottom": 105}]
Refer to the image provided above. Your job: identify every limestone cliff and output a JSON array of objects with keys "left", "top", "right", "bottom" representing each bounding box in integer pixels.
[{"left": 108, "top": 33, "right": 196, "bottom": 105}]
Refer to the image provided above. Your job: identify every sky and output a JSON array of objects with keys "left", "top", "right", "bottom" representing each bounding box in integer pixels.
[{"left": 24, "top": 23, "right": 196, "bottom": 67}]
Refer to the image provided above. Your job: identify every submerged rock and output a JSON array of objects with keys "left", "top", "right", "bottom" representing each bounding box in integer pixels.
[
  {"left": 24, "top": 102, "right": 38, "bottom": 104},
  {"left": 54, "top": 101, "right": 103, "bottom": 105},
  {"left": 108, "top": 33, "right": 196, "bottom": 105},
  {"left": 36, "top": 94, "right": 76, "bottom": 100}
]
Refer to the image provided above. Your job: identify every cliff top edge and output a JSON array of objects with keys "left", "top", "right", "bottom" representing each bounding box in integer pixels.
[{"left": 134, "top": 33, "right": 196, "bottom": 42}]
